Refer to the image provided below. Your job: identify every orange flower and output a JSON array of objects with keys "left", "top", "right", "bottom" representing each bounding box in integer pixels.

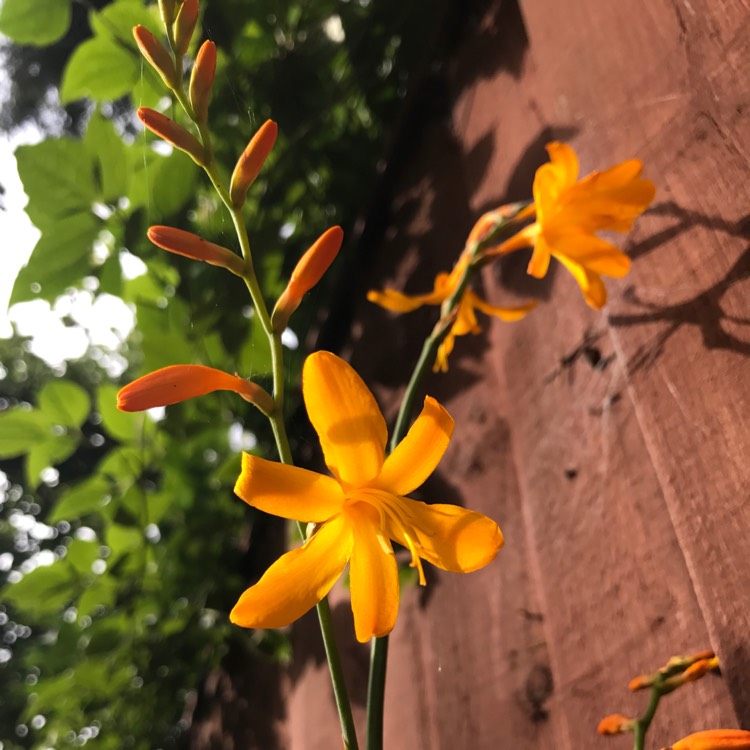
[
  {"left": 173, "top": 0, "right": 199, "bottom": 56},
  {"left": 231, "top": 352, "right": 503, "bottom": 642},
  {"left": 117, "top": 365, "right": 274, "bottom": 415},
  {"left": 133, "top": 25, "right": 177, "bottom": 88},
  {"left": 272, "top": 226, "right": 344, "bottom": 332},
  {"left": 189, "top": 40, "right": 216, "bottom": 122},
  {"left": 492, "top": 142, "right": 655, "bottom": 308},
  {"left": 137, "top": 107, "right": 206, "bottom": 165},
  {"left": 147, "top": 225, "right": 244, "bottom": 275},
  {"left": 230, "top": 120, "right": 278, "bottom": 207},
  {"left": 597, "top": 714, "right": 635, "bottom": 736},
  {"left": 665, "top": 730, "right": 750, "bottom": 750},
  {"left": 368, "top": 254, "right": 536, "bottom": 371}
]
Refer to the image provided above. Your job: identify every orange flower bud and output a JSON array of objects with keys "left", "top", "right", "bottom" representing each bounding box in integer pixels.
[
  {"left": 147, "top": 226, "right": 244, "bottom": 275},
  {"left": 158, "top": 0, "right": 177, "bottom": 28},
  {"left": 271, "top": 226, "right": 343, "bottom": 332},
  {"left": 173, "top": 0, "right": 199, "bottom": 56},
  {"left": 230, "top": 120, "right": 278, "bottom": 207},
  {"left": 665, "top": 730, "right": 750, "bottom": 750},
  {"left": 189, "top": 40, "right": 216, "bottom": 122},
  {"left": 133, "top": 25, "right": 177, "bottom": 89},
  {"left": 467, "top": 210, "right": 503, "bottom": 247},
  {"left": 117, "top": 365, "right": 275, "bottom": 415},
  {"left": 597, "top": 714, "right": 635, "bottom": 736},
  {"left": 137, "top": 107, "right": 206, "bottom": 165},
  {"left": 628, "top": 673, "right": 655, "bottom": 692}
]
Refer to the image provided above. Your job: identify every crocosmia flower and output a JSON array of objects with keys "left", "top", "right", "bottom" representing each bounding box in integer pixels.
[
  {"left": 493, "top": 142, "right": 655, "bottom": 308},
  {"left": 368, "top": 254, "right": 535, "bottom": 371},
  {"left": 667, "top": 730, "right": 750, "bottom": 750},
  {"left": 231, "top": 351, "right": 503, "bottom": 642}
]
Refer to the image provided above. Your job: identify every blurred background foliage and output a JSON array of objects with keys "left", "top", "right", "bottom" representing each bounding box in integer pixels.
[{"left": 0, "top": 0, "right": 451, "bottom": 746}]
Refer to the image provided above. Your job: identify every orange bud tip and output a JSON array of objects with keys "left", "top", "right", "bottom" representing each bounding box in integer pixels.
[
  {"left": 230, "top": 120, "right": 278, "bottom": 207},
  {"left": 271, "top": 226, "right": 343, "bottom": 332},
  {"left": 670, "top": 729, "right": 750, "bottom": 750},
  {"left": 147, "top": 226, "right": 244, "bottom": 275},
  {"left": 132, "top": 25, "right": 177, "bottom": 88},
  {"left": 597, "top": 714, "right": 635, "bottom": 736},
  {"left": 189, "top": 40, "right": 216, "bottom": 122},
  {"left": 137, "top": 107, "right": 206, "bottom": 165},
  {"left": 628, "top": 674, "right": 652, "bottom": 692},
  {"left": 174, "top": 0, "right": 199, "bottom": 56},
  {"left": 117, "top": 365, "right": 274, "bottom": 415}
]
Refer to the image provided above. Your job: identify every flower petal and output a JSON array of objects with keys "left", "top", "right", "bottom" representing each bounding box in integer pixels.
[
  {"left": 546, "top": 141, "right": 579, "bottom": 187},
  {"left": 348, "top": 502, "right": 399, "bottom": 642},
  {"left": 303, "top": 351, "right": 387, "bottom": 488},
  {"left": 554, "top": 253, "right": 608, "bottom": 309},
  {"left": 366, "top": 287, "right": 444, "bottom": 313},
  {"left": 548, "top": 233, "right": 631, "bottom": 277},
  {"left": 527, "top": 233, "right": 552, "bottom": 278},
  {"left": 230, "top": 513, "right": 352, "bottom": 630},
  {"left": 389, "top": 498, "right": 504, "bottom": 573},
  {"left": 378, "top": 396, "right": 454, "bottom": 496},
  {"left": 234, "top": 452, "right": 345, "bottom": 522},
  {"left": 469, "top": 293, "right": 538, "bottom": 321}
]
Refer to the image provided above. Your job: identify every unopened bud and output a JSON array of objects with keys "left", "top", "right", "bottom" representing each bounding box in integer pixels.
[
  {"left": 597, "top": 714, "right": 635, "bottom": 736},
  {"left": 147, "top": 226, "right": 244, "bottom": 275},
  {"left": 271, "top": 226, "right": 343, "bottom": 332},
  {"left": 173, "top": 0, "right": 199, "bottom": 56},
  {"left": 189, "top": 40, "right": 216, "bottom": 122},
  {"left": 137, "top": 107, "right": 206, "bottom": 165},
  {"left": 664, "top": 730, "right": 750, "bottom": 750},
  {"left": 159, "top": 0, "right": 178, "bottom": 28},
  {"left": 117, "top": 365, "right": 275, "bottom": 415},
  {"left": 230, "top": 120, "right": 278, "bottom": 207},
  {"left": 133, "top": 25, "right": 177, "bottom": 89}
]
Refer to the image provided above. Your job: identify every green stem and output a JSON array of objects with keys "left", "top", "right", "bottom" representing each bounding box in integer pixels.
[
  {"left": 169, "top": 70, "right": 359, "bottom": 750},
  {"left": 633, "top": 687, "right": 662, "bottom": 750}
]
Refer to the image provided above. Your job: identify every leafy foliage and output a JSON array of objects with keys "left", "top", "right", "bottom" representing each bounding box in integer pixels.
[{"left": 0, "top": 0, "right": 450, "bottom": 746}]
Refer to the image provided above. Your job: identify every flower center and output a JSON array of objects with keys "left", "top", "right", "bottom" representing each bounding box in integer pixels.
[{"left": 345, "top": 488, "right": 427, "bottom": 586}]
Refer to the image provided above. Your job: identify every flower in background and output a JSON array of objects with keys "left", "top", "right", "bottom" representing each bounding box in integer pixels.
[
  {"left": 368, "top": 254, "right": 536, "bottom": 371},
  {"left": 664, "top": 730, "right": 750, "bottom": 750},
  {"left": 490, "top": 142, "right": 655, "bottom": 308},
  {"left": 231, "top": 351, "right": 503, "bottom": 642}
]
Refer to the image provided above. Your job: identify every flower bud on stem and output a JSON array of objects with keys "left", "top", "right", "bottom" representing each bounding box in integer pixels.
[
  {"left": 133, "top": 25, "right": 178, "bottom": 89},
  {"left": 230, "top": 120, "right": 278, "bottom": 208}
]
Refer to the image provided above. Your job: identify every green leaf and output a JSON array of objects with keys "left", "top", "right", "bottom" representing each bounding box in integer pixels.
[
  {"left": 97, "top": 446, "right": 142, "bottom": 493},
  {"left": 85, "top": 114, "right": 129, "bottom": 202},
  {"left": 65, "top": 539, "right": 100, "bottom": 575},
  {"left": 0, "top": 407, "right": 51, "bottom": 458},
  {"left": 77, "top": 574, "right": 117, "bottom": 617},
  {"left": 26, "top": 435, "right": 78, "bottom": 489},
  {"left": 3, "top": 562, "right": 76, "bottom": 617},
  {"left": 10, "top": 211, "right": 100, "bottom": 304},
  {"left": 0, "top": 0, "right": 72, "bottom": 45},
  {"left": 61, "top": 37, "right": 140, "bottom": 104},
  {"left": 15, "top": 139, "right": 97, "bottom": 228},
  {"left": 150, "top": 149, "right": 199, "bottom": 220},
  {"left": 106, "top": 523, "right": 143, "bottom": 563},
  {"left": 49, "top": 476, "right": 112, "bottom": 523},
  {"left": 39, "top": 380, "right": 91, "bottom": 428},
  {"left": 90, "top": 0, "right": 159, "bottom": 41},
  {"left": 97, "top": 383, "right": 146, "bottom": 443}
]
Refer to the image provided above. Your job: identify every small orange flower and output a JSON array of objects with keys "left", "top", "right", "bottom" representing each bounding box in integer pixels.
[
  {"left": 368, "top": 254, "right": 536, "bottom": 371},
  {"left": 117, "top": 365, "right": 274, "bottom": 415},
  {"left": 147, "top": 225, "right": 244, "bottom": 275},
  {"left": 665, "top": 730, "right": 750, "bottom": 750},
  {"left": 138, "top": 107, "right": 206, "bottom": 165},
  {"left": 491, "top": 142, "right": 655, "bottom": 308},
  {"left": 272, "top": 226, "right": 344, "bottom": 332},
  {"left": 133, "top": 25, "right": 177, "bottom": 88},
  {"left": 230, "top": 120, "right": 278, "bottom": 207},
  {"left": 189, "top": 40, "right": 216, "bottom": 122},
  {"left": 597, "top": 714, "right": 635, "bottom": 736}
]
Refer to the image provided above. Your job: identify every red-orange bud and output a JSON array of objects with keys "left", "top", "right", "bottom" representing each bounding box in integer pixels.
[
  {"left": 189, "top": 40, "right": 216, "bottom": 122},
  {"left": 173, "top": 0, "right": 199, "bottom": 56},
  {"left": 665, "top": 730, "right": 750, "bottom": 750},
  {"left": 597, "top": 714, "right": 635, "bottom": 736},
  {"left": 158, "top": 0, "right": 177, "bottom": 28},
  {"left": 271, "top": 226, "right": 343, "bottom": 332},
  {"left": 137, "top": 107, "right": 206, "bottom": 165},
  {"left": 117, "top": 365, "right": 274, "bottom": 415},
  {"left": 147, "top": 226, "right": 244, "bottom": 275},
  {"left": 230, "top": 120, "right": 278, "bottom": 207},
  {"left": 133, "top": 25, "right": 177, "bottom": 88}
]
